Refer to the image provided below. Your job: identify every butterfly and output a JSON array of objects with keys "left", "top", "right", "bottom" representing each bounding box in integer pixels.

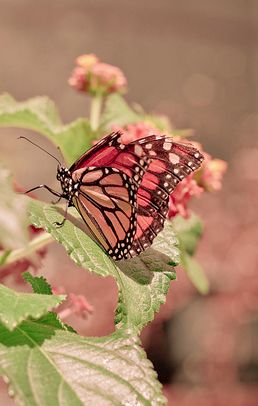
[{"left": 25, "top": 132, "right": 204, "bottom": 261}]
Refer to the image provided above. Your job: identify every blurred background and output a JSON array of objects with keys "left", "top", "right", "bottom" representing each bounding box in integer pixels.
[{"left": 0, "top": 0, "right": 258, "bottom": 404}]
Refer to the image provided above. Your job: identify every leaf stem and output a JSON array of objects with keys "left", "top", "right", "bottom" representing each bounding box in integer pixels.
[
  {"left": 0, "top": 232, "right": 53, "bottom": 266},
  {"left": 90, "top": 94, "right": 103, "bottom": 131}
]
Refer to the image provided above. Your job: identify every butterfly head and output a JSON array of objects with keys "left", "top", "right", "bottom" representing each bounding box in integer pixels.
[{"left": 57, "top": 165, "right": 75, "bottom": 199}]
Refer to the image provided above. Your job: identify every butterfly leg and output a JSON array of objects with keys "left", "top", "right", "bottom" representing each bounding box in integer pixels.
[
  {"left": 53, "top": 199, "right": 70, "bottom": 228},
  {"left": 25, "top": 184, "right": 62, "bottom": 198},
  {"left": 51, "top": 196, "right": 62, "bottom": 205}
]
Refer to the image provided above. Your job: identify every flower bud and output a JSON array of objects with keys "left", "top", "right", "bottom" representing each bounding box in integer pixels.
[{"left": 69, "top": 54, "right": 127, "bottom": 96}]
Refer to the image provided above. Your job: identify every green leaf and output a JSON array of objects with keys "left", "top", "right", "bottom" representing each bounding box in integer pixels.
[
  {"left": 172, "top": 213, "right": 203, "bottom": 256},
  {"left": 0, "top": 324, "right": 166, "bottom": 406},
  {"left": 23, "top": 272, "right": 52, "bottom": 295},
  {"left": 22, "top": 272, "right": 76, "bottom": 333},
  {"left": 116, "top": 251, "right": 176, "bottom": 332},
  {"left": 101, "top": 94, "right": 143, "bottom": 130},
  {"left": 181, "top": 253, "right": 209, "bottom": 295},
  {"left": 57, "top": 118, "right": 96, "bottom": 166},
  {"left": 28, "top": 199, "right": 179, "bottom": 333},
  {"left": 172, "top": 214, "right": 209, "bottom": 294},
  {"left": 115, "top": 223, "right": 179, "bottom": 332},
  {"left": 28, "top": 200, "right": 118, "bottom": 278},
  {"left": 0, "top": 93, "right": 95, "bottom": 165},
  {"left": 0, "top": 284, "right": 65, "bottom": 331},
  {"left": 0, "top": 163, "right": 28, "bottom": 250},
  {"left": 152, "top": 221, "right": 180, "bottom": 265}
]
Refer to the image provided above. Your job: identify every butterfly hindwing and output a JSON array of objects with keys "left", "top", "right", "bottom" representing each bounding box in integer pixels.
[{"left": 71, "top": 166, "right": 139, "bottom": 260}]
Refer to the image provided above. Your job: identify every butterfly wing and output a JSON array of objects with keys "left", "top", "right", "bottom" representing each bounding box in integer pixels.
[
  {"left": 69, "top": 132, "right": 203, "bottom": 260},
  {"left": 69, "top": 131, "right": 151, "bottom": 180},
  {"left": 126, "top": 136, "right": 204, "bottom": 256},
  {"left": 71, "top": 166, "right": 138, "bottom": 260},
  {"left": 70, "top": 132, "right": 124, "bottom": 171}
]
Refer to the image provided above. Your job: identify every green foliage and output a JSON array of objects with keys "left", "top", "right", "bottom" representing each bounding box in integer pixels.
[
  {"left": 116, "top": 249, "right": 177, "bottom": 332},
  {"left": 172, "top": 213, "right": 203, "bottom": 256},
  {"left": 0, "top": 163, "right": 28, "bottom": 250},
  {"left": 101, "top": 93, "right": 143, "bottom": 130},
  {"left": 28, "top": 199, "right": 179, "bottom": 334},
  {"left": 23, "top": 271, "right": 53, "bottom": 295},
  {"left": 0, "top": 283, "right": 65, "bottom": 331},
  {"left": 181, "top": 253, "right": 209, "bottom": 295},
  {"left": 0, "top": 323, "right": 166, "bottom": 406},
  {"left": 0, "top": 94, "right": 95, "bottom": 165},
  {"left": 152, "top": 222, "right": 180, "bottom": 265},
  {"left": 22, "top": 272, "right": 76, "bottom": 333},
  {"left": 0, "top": 92, "right": 208, "bottom": 404},
  {"left": 173, "top": 214, "right": 209, "bottom": 294},
  {"left": 28, "top": 200, "right": 118, "bottom": 277}
]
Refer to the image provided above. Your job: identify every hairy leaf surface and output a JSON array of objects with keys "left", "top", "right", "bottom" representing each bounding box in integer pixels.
[{"left": 0, "top": 323, "right": 166, "bottom": 406}]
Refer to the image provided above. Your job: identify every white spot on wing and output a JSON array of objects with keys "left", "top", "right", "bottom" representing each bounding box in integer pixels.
[
  {"left": 169, "top": 153, "right": 180, "bottom": 164},
  {"left": 163, "top": 142, "right": 172, "bottom": 151},
  {"left": 134, "top": 145, "right": 143, "bottom": 156}
]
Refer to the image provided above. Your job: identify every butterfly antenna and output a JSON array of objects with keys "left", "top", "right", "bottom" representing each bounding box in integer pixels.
[{"left": 18, "top": 136, "right": 62, "bottom": 165}]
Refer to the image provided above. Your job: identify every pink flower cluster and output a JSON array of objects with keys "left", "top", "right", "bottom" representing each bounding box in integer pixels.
[
  {"left": 168, "top": 174, "right": 203, "bottom": 218},
  {"left": 52, "top": 286, "right": 94, "bottom": 320},
  {"left": 69, "top": 54, "right": 127, "bottom": 96},
  {"left": 113, "top": 123, "right": 227, "bottom": 219},
  {"left": 198, "top": 155, "right": 227, "bottom": 192},
  {"left": 0, "top": 224, "right": 47, "bottom": 285},
  {"left": 113, "top": 122, "right": 163, "bottom": 144}
]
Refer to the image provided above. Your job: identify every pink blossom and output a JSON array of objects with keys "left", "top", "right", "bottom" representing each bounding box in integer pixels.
[
  {"left": 168, "top": 174, "right": 203, "bottom": 219},
  {"left": 112, "top": 122, "right": 163, "bottom": 144},
  {"left": 90, "top": 63, "right": 127, "bottom": 94},
  {"left": 69, "top": 54, "right": 127, "bottom": 96},
  {"left": 0, "top": 224, "right": 47, "bottom": 284},
  {"left": 53, "top": 286, "right": 94, "bottom": 320},
  {"left": 69, "top": 293, "right": 94, "bottom": 319},
  {"left": 198, "top": 155, "right": 227, "bottom": 192},
  {"left": 68, "top": 66, "right": 89, "bottom": 92},
  {"left": 76, "top": 54, "right": 99, "bottom": 69},
  {"left": 0, "top": 184, "right": 47, "bottom": 284}
]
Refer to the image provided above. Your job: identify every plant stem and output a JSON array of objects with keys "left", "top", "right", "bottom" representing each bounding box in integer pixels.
[
  {"left": 0, "top": 232, "right": 53, "bottom": 266},
  {"left": 90, "top": 94, "right": 103, "bottom": 131}
]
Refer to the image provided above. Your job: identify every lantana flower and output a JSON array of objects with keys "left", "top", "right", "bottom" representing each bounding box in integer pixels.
[
  {"left": 69, "top": 53, "right": 127, "bottom": 96},
  {"left": 168, "top": 174, "right": 203, "bottom": 219},
  {"left": 197, "top": 155, "right": 227, "bottom": 192},
  {"left": 53, "top": 286, "right": 94, "bottom": 320},
  {"left": 112, "top": 122, "right": 163, "bottom": 144}
]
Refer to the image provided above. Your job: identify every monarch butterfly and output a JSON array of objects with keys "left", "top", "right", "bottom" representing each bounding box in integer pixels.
[{"left": 23, "top": 132, "right": 204, "bottom": 261}]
